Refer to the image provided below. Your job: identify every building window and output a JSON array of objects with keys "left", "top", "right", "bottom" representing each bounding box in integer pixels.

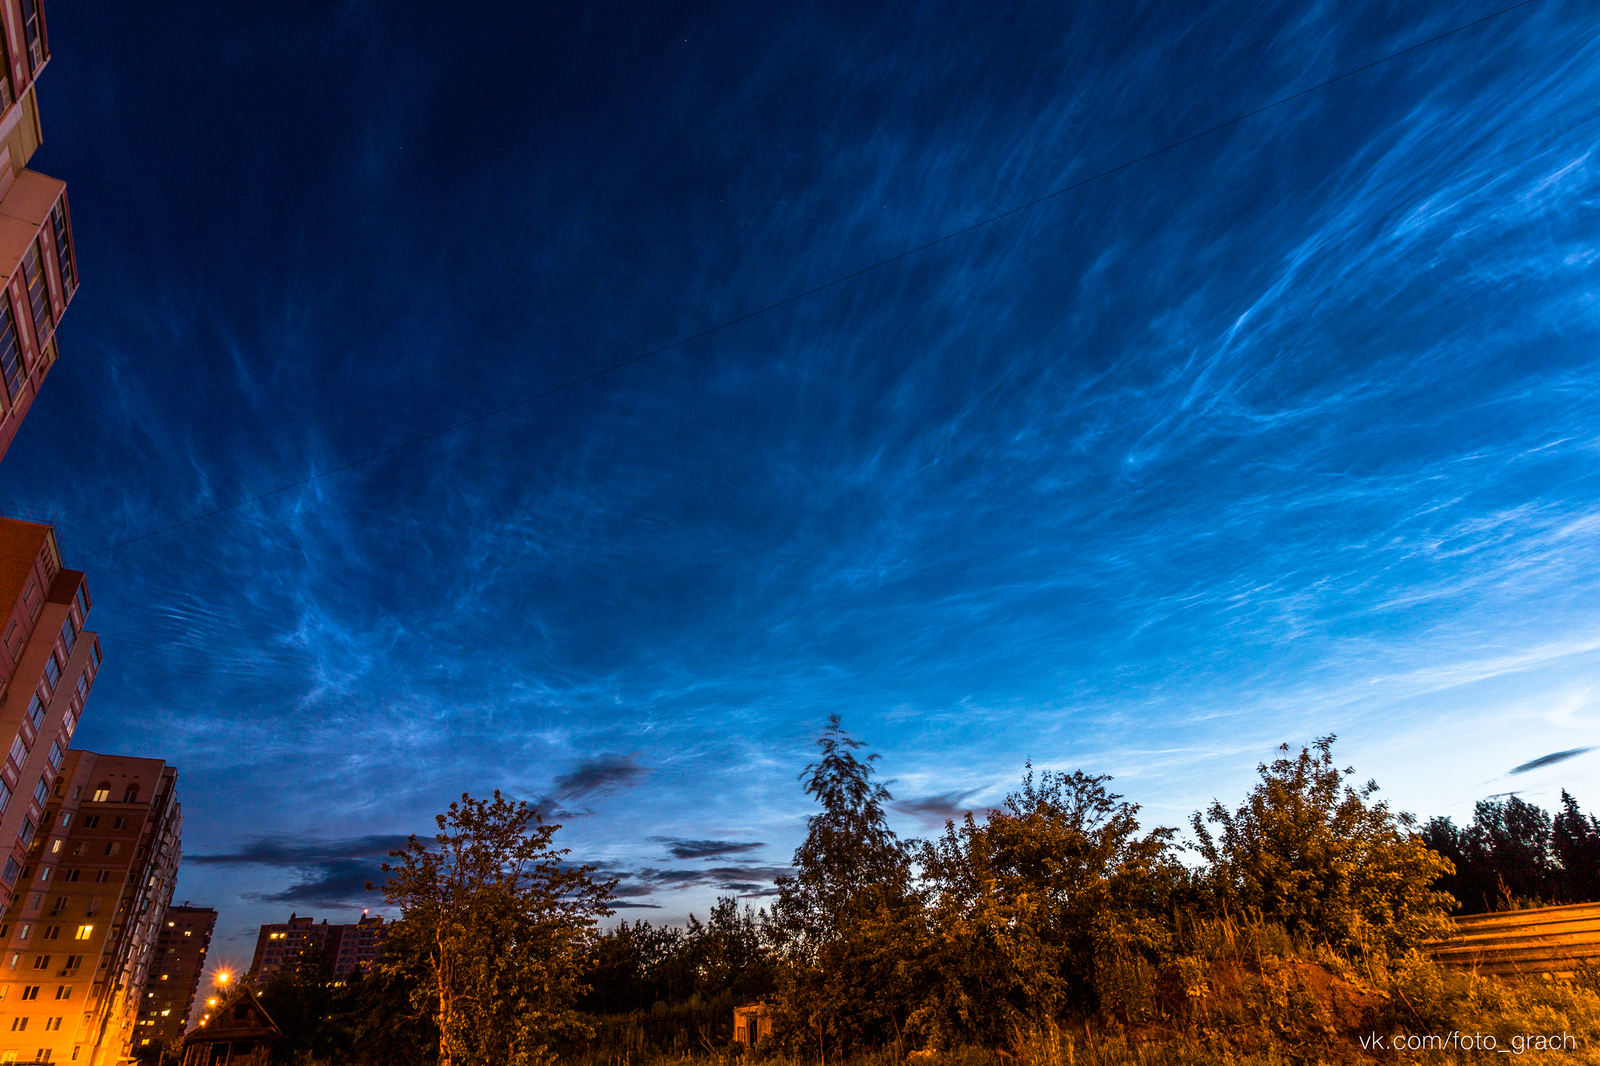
[
  {"left": 20, "top": 985, "right": 37, "bottom": 1000},
  {"left": 18, "top": 0, "right": 42, "bottom": 72},
  {"left": 91, "top": 784, "right": 108, "bottom": 803},
  {"left": 61, "top": 869, "right": 76, "bottom": 882},
  {"left": 93, "top": 871, "right": 110, "bottom": 884},
  {"left": 123, "top": 785, "right": 139, "bottom": 803},
  {"left": 21, "top": 243, "right": 50, "bottom": 345},
  {"left": 7, "top": 735, "right": 25, "bottom": 768},
  {"left": 41, "top": 926, "right": 56, "bottom": 941},
  {"left": 27, "top": 694, "right": 43, "bottom": 729},
  {"left": 0, "top": 857, "right": 18, "bottom": 884},
  {"left": 0, "top": 296, "right": 21, "bottom": 404},
  {"left": 72, "top": 925, "right": 91, "bottom": 940},
  {"left": 33, "top": 777, "right": 49, "bottom": 806},
  {"left": 75, "top": 675, "right": 88, "bottom": 703},
  {"left": 30, "top": 954, "right": 47, "bottom": 969},
  {"left": 18, "top": 817, "right": 35, "bottom": 845},
  {"left": 9, "top": 1017, "right": 24, "bottom": 1030},
  {"left": 59, "top": 617, "right": 74, "bottom": 651},
  {"left": 89, "top": 642, "right": 100, "bottom": 670},
  {"left": 42, "top": 653, "right": 60, "bottom": 690},
  {"left": 51, "top": 203, "right": 75, "bottom": 297},
  {"left": 102, "top": 843, "right": 119, "bottom": 857},
  {"left": 46, "top": 743, "right": 59, "bottom": 771},
  {"left": 62, "top": 955, "right": 79, "bottom": 971}
]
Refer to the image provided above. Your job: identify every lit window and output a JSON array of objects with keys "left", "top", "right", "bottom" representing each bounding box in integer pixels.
[{"left": 72, "top": 925, "right": 91, "bottom": 940}]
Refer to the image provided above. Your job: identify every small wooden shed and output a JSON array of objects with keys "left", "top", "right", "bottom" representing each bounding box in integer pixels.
[
  {"left": 179, "top": 987, "right": 281, "bottom": 1066},
  {"left": 733, "top": 1002, "right": 773, "bottom": 1047}
]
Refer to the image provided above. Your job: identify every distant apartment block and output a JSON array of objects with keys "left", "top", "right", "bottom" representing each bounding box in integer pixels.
[
  {"left": 248, "top": 911, "right": 389, "bottom": 984},
  {"left": 134, "top": 904, "right": 214, "bottom": 1050},
  {"left": 0, "top": 518, "right": 98, "bottom": 914},
  {"left": 0, "top": 751, "right": 182, "bottom": 1066},
  {"left": 0, "top": 0, "right": 77, "bottom": 464}
]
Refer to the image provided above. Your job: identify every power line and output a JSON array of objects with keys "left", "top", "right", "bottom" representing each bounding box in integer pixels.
[{"left": 68, "top": 0, "right": 1538, "bottom": 565}]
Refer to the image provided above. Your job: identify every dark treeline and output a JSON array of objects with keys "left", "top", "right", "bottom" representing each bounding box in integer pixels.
[
  {"left": 203, "top": 722, "right": 1600, "bottom": 1066},
  {"left": 1423, "top": 791, "right": 1600, "bottom": 914}
]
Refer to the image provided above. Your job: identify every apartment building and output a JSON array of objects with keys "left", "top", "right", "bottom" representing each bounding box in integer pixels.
[
  {"left": 0, "top": 0, "right": 79, "bottom": 464},
  {"left": 0, "top": 518, "right": 98, "bottom": 917},
  {"left": 133, "top": 904, "right": 214, "bottom": 1051},
  {"left": 247, "top": 912, "right": 389, "bottom": 984},
  {"left": 0, "top": 751, "right": 182, "bottom": 1065}
]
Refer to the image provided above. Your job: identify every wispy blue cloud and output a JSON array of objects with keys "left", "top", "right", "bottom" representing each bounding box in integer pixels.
[{"left": 11, "top": 0, "right": 1599, "bottom": 942}]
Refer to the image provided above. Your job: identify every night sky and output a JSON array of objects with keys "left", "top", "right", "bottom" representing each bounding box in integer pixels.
[{"left": 4, "top": 0, "right": 1598, "bottom": 967}]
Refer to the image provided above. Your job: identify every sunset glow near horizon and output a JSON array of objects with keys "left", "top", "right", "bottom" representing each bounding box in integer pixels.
[{"left": 6, "top": 0, "right": 1598, "bottom": 958}]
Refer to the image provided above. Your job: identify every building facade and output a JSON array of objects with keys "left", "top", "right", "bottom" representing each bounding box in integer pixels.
[
  {"left": 0, "top": 517, "right": 98, "bottom": 916},
  {"left": 134, "top": 904, "right": 214, "bottom": 1052},
  {"left": 0, "top": 0, "right": 78, "bottom": 464},
  {"left": 247, "top": 912, "right": 388, "bottom": 985},
  {"left": 0, "top": 751, "right": 182, "bottom": 1065}
]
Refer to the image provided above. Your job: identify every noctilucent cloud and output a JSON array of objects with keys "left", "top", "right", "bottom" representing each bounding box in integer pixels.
[{"left": 7, "top": 0, "right": 1598, "bottom": 961}]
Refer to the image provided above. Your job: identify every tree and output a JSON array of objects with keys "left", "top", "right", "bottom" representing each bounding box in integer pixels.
[
  {"left": 1192, "top": 736, "right": 1453, "bottom": 956},
  {"left": 770, "top": 716, "right": 921, "bottom": 1057},
  {"left": 375, "top": 790, "right": 615, "bottom": 1066},
  {"left": 1553, "top": 790, "right": 1600, "bottom": 903},
  {"left": 914, "top": 766, "right": 1181, "bottom": 1044}
]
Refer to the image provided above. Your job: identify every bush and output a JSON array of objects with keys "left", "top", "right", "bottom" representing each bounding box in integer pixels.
[{"left": 1191, "top": 735, "right": 1455, "bottom": 957}]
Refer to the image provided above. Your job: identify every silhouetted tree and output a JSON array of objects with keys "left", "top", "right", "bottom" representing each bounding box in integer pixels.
[
  {"left": 1554, "top": 790, "right": 1600, "bottom": 902},
  {"left": 1425, "top": 791, "right": 1600, "bottom": 913}
]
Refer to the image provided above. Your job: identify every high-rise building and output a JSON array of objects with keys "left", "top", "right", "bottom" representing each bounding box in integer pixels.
[
  {"left": 0, "top": 517, "right": 98, "bottom": 914},
  {"left": 247, "top": 912, "right": 389, "bottom": 984},
  {"left": 133, "top": 904, "right": 214, "bottom": 1051},
  {"left": 0, "top": 0, "right": 78, "bottom": 464},
  {"left": 0, "top": 751, "right": 182, "bottom": 1066},
  {"left": 321, "top": 912, "right": 387, "bottom": 981}
]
